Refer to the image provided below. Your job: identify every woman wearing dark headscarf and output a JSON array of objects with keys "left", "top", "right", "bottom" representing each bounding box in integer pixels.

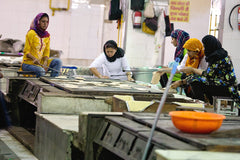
[
  {"left": 89, "top": 40, "right": 133, "bottom": 81},
  {"left": 180, "top": 35, "right": 240, "bottom": 107},
  {"left": 21, "top": 13, "right": 62, "bottom": 77}
]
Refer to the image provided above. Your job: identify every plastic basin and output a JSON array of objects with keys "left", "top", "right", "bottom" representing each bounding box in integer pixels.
[{"left": 169, "top": 111, "right": 226, "bottom": 134}]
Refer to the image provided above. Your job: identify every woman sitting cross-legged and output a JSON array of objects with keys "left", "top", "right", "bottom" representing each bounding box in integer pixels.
[
  {"left": 156, "top": 38, "right": 208, "bottom": 98},
  {"left": 21, "top": 13, "right": 62, "bottom": 77}
]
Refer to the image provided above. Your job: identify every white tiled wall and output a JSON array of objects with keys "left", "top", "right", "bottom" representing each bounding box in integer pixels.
[
  {"left": 222, "top": 0, "right": 240, "bottom": 81},
  {"left": 69, "top": 4, "right": 104, "bottom": 60},
  {"left": 0, "top": 0, "right": 107, "bottom": 63},
  {"left": 1, "top": 0, "right": 51, "bottom": 40},
  {"left": 0, "top": 0, "right": 71, "bottom": 59},
  {"left": 125, "top": 0, "right": 211, "bottom": 67}
]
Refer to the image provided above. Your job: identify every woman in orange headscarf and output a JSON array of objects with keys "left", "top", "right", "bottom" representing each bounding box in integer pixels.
[{"left": 170, "top": 38, "right": 208, "bottom": 97}]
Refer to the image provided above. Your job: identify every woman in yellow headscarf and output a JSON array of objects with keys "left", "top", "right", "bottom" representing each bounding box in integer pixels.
[{"left": 170, "top": 38, "right": 208, "bottom": 97}]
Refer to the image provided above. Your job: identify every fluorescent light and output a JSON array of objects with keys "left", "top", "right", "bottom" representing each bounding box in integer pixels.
[{"left": 72, "top": 0, "right": 89, "bottom": 3}]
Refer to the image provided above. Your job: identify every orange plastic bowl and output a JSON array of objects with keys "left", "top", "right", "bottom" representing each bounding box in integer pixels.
[{"left": 169, "top": 111, "right": 226, "bottom": 134}]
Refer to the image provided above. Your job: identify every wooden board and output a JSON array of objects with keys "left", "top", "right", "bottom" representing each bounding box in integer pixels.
[
  {"left": 7, "top": 126, "right": 35, "bottom": 153},
  {"left": 123, "top": 112, "right": 157, "bottom": 120},
  {"left": 39, "top": 77, "right": 164, "bottom": 96},
  {"left": 34, "top": 113, "right": 79, "bottom": 160},
  {"left": 112, "top": 97, "right": 188, "bottom": 113},
  {"left": 0, "top": 130, "right": 37, "bottom": 160},
  {"left": 155, "top": 149, "right": 240, "bottom": 160},
  {"left": 105, "top": 116, "right": 151, "bottom": 133},
  {"left": 142, "top": 118, "right": 240, "bottom": 152},
  {"left": 121, "top": 112, "right": 240, "bottom": 152},
  {"left": 104, "top": 116, "right": 200, "bottom": 151},
  {"left": 79, "top": 112, "right": 123, "bottom": 160},
  {"left": 139, "top": 131, "right": 200, "bottom": 150}
]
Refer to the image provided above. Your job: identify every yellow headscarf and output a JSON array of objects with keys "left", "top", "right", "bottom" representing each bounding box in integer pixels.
[{"left": 183, "top": 38, "right": 204, "bottom": 69}]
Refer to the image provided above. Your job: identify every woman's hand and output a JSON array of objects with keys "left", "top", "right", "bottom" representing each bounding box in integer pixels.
[
  {"left": 180, "top": 67, "right": 203, "bottom": 75},
  {"left": 99, "top": 75, "right": 109, "bottom": 79},
  {"left": 126, "top": 72, "right": 134, "bottom": 81},
  {"left": 170, "top": 80, "right": 182, "bottom": 89},
  {"left": 42, "top": 61, "right": 48, "bottom": 72},
  {"left": 90, "top": 67, "right": 109, "bottom": 79},
  {"left": 157, "top": 67, "right": 169, "bottom": 73},
  {"left": 127, "top": 75, "right": 134, "bottom": 81},
  {"left": 43, "top": 66, "right": 48, "bottom": 72},
  {"left": 156, "top": 70, "right": 166, "bottom": 76},
  {"left": 33, "top": 58, "right": 41, "bottom": 65},
  {"left": 42, "top": 61, "right": 47, "bottom": 67},
  {"left": 180, "top": 67, "right": 194, "bottom": 74},
  {"left": 27, "top": 53, "right": 41, "bottom": 65},
  {"left": 151, "top": 71, "right": 164, "bottom": 84}
]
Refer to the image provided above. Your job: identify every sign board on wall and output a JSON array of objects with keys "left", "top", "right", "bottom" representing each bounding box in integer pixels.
[{"left": 169, "top": 0, "right": 190, "bottom": 22}]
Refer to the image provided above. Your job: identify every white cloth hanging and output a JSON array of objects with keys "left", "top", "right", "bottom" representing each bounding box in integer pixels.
[
  {"left": 154, "top": 10, "right": 165, "bottom": 53},
  {"left": 153, "top": 9, "right": 166, "bottom": 66}
]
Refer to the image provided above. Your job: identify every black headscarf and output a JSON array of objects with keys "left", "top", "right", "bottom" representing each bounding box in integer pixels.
[
  {"left": 103, "top": 40, "right": 124, "bottom": 62},
  {"left": 202, "top": 35, "right": 228, "bottom": 64}
]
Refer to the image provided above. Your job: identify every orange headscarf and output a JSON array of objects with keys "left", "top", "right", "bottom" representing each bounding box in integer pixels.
[{"left": 183, "top": 38, "right": 204, "bottom": 69}]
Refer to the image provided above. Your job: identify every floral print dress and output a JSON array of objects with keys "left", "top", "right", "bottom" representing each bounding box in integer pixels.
[{"left": 186, "top": 56, "right": 240, "bottom": 108}]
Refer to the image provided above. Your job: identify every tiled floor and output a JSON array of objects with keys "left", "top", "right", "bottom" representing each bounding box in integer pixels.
[
  {"left": 0, "top": 129, "right": 37, "bottom": 160},
  {"left": 0, "top": 138, "right": 19, "bottom": 160}
]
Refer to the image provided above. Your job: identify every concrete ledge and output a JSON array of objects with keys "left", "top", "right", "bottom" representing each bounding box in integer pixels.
[
  {"left": 0, "top": 129, "right": 37, "bottom": 160},
  {"left": 34, "top": 113, "right": 79, "bottom": 160}
]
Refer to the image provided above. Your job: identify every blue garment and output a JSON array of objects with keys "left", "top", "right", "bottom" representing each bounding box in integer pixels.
[
  {"left": 22, "top": 58, "right": 62, "bottom": 77},
  {"left": 49, "top": 58, "right": 62, "bottom": 77},
  {"left": 186, "top": 56, "right": 240, "bottom": 108}
]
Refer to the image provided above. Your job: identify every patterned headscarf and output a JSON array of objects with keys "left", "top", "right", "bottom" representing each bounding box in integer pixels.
[
  {"left": 171, "top": 29, "right": 190, "bottom": 62},
  {"left": 183, "top": 38, "right": 205, "bottom": 69},
  {"left": 103, "top": 40, "right": 125, "bottom": 62},
  {"left": 30, "top": 13, "right": 50, "bottom": 38}
]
